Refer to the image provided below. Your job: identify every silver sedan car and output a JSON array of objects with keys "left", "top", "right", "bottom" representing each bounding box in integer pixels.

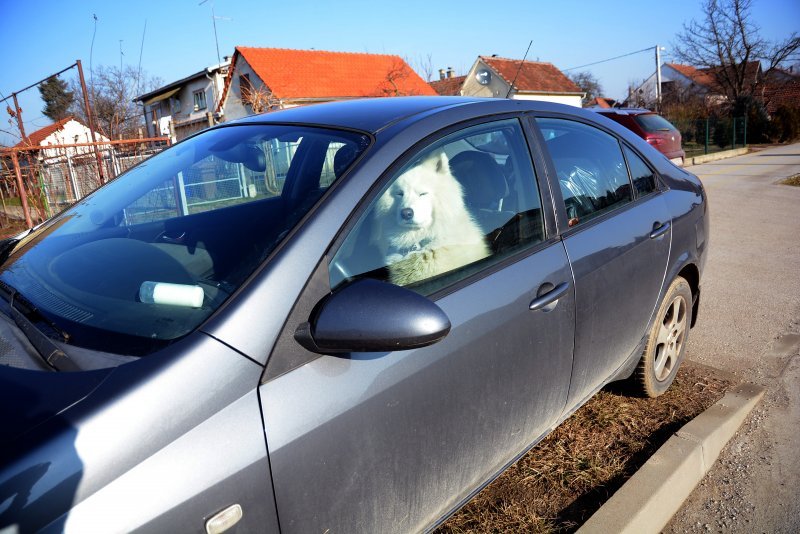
[{"left": 0, "top": 97, "right": 707, "bottom": 533}]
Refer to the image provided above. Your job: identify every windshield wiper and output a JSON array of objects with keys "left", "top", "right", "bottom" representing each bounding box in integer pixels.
[{"left": 5, "top": 287, "right": 80, "bottom": 372}]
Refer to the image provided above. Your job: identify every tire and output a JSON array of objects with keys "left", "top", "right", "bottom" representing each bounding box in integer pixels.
[{"left": 632, "top": 276, "right": 692, "bottom": 398}]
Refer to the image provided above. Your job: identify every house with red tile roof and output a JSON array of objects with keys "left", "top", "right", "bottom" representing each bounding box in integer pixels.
[
  {"left": 429, "top": 67, "right": 467, "bottom": 96},
  {"left": 459, "top": 56, "right": 583, "bottom": 106},
  {"left": 630, "top": 62, "right": 772, "bottom": 108},
  {"left": 12, "top": 116, "right": 109, "bottom": 160},
  {"left": 217, "top": 47, "right": 436, "bottom": 120}
]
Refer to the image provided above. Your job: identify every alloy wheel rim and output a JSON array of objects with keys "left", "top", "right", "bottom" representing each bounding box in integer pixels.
[{"left": 653, "top": 295, "right": 687, "bottom": 381}]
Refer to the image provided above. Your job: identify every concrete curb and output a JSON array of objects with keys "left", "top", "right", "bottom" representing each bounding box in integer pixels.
[
  {"left": 577, "top": 382, "right": 765, "bottom": 534},
  {"left": 685, "top": 147, "right": 749, "bottom": 166}
]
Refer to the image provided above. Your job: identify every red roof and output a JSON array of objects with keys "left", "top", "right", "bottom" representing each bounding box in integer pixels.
[
  {"left": 667, "top": 62, "right": 763, "bottom": 92},
  {"left": 14, "top": 116, "right": 75, "bottom": 148},
  {"left": 225, "top": 47, "right": 436, "bottom": 104},
  {"left": 429, "top": 75, "right": 466, "bottom": 96},
  {"left": 480, "top": 57, "right": 582, "bottom": 94},
  {"left": 666, "top": 63, "right": 716, "bottom": 88}
]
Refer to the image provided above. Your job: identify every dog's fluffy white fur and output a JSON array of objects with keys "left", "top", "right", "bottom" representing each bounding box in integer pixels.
[{"left": 374, "top": 152, "right": 489, "bottom": 286}]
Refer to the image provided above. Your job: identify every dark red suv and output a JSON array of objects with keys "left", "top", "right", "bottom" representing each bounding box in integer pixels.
[{"left": 594, "top": 108, "right": 685, "bottom": 165}]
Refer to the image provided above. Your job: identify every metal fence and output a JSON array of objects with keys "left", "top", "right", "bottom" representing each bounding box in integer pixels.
[
  {"left": 665, "top": 116, "right": 747, "bottom": 158},
  {"left": 1, "top": 137, "right": 170, "bottom": 227}
]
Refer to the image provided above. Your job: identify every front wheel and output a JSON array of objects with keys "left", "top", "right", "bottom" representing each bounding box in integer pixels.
[{"left": 632, "top": 276, "right": 692, "bottom": 397}]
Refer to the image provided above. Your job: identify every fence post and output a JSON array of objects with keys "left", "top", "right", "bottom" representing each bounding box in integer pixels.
[
  {"left": 744, "top": 114, "right": 748, "bottom": 146},
  {"left": 10, "top": 152, "right": 33, "bottom": 228},
  {"left": 705, "top": 119, "right": 709, "bottom": 155}
]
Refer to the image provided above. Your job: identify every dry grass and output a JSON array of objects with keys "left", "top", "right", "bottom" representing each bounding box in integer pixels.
[
  {"left": 780, "top": 174, "right": 800, "bottom": 186},
  {"left": 436, "top": 362, "right": 732, "bottom": 533}
]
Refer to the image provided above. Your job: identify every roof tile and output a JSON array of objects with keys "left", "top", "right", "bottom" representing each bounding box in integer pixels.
[
  {"left": 235, "top": 47, "right": 437, "bottom": 100},
  {"left": 480, "top": 57, "right": 581, "bottom": 93}
]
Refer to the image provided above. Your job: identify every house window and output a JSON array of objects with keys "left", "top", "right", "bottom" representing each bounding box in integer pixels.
[{"left": 193, "top": 90, "right": 207, "bottom": 111}]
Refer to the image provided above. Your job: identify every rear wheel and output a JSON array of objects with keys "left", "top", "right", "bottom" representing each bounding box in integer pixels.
[{"left": 633, "top": 276, "right": 692, "bottom": 397}]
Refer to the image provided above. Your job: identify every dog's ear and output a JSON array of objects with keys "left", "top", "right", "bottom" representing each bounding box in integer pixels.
[{"left": 433, "top": 152, "right": 450, "bottom": 175}]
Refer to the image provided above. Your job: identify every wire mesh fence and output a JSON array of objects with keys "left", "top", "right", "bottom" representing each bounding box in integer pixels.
[
  {"left": 0, "top": 138, "right": 170, "bottom": 228},
  {"left": 664, "top": 115, "right": 747, "bottom": 158}
]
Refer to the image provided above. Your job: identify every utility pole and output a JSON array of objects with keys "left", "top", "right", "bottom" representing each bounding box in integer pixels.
[
  {"left": 76, "top": 59, "right": 106, "bottom": 183},
  {"left": 655, "top": 45, "right": 664, "bottom": 112},
  {"left": 10, "top": 93, "right": 29, "bottom": 145}
]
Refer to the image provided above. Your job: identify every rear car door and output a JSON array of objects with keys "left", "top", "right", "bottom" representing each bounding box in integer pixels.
[
  {"left": 533, "top": 116, "right": 671, "bottom": 406},
  {"left": 258, "top": 118, "right": 575, "bottom": 532}
]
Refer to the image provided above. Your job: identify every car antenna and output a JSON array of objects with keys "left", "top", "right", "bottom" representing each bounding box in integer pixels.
[{"left": 505, "top": 40, "right": 533, "bottom": 99}]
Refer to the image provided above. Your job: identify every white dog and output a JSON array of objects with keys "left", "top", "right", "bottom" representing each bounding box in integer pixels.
[{"left": 374, "top": 152, "right": 489, "bottom": 286}]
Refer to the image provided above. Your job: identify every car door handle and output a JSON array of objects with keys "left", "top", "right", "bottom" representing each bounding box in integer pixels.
[
  {"left": 649, "top": 221, "right": 671, "bottom": 239},
  {"left": 529, "top": 282, "right": 570, "bottom": 311}
]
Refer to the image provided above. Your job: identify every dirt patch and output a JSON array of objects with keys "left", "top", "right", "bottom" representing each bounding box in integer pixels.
[
  {"left": 436, "top": 361, "right": 733, "bottom": 533},
  {"left": 780, "top": 174, "right": 800, "bottom": 186},
  {"left": 0, "top": 219, "right": 29, "bottom": 239}
]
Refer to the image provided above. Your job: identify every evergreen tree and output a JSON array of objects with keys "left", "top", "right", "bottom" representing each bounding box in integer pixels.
[{"left": 38, "top": 76, "right": 74, "bottom": 121}]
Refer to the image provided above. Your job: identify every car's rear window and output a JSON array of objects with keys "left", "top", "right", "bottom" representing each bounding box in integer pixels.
[{"left": 633, "top": 114, "right": 677, "bottom": 133}]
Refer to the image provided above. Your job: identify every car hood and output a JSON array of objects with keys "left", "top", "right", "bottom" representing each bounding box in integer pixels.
[{"left": 0, "top": 362, "right": 113, "bottom": 446}]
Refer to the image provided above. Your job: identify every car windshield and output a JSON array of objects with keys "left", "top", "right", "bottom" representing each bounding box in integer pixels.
[
  {"left": 634, "top": 113, "right": 676, "bottom": 133},
  {"left": 0, "top": 124, "right": 370, "bottom": 355}
]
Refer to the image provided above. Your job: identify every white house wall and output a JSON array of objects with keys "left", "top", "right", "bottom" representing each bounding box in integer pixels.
[
  {"left": 221, "top": 58, "right": 261, "bottom": 121},
  {"left": 512, "top": 93, "right": 582, "bottom": 107},
  {"left": 39, "top": 120, "right": 110, "bottom": 160}
]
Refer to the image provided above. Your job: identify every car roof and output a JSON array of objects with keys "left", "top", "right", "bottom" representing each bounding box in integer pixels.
[
  {"left": 593, "top": 108, "right": 655, "bottom": 116},
  {"left": 230, "top": 96, "right": 481, "bottom": 133},
  {"left": 226, "top": 96, "right": 604, "bottom": 134}
]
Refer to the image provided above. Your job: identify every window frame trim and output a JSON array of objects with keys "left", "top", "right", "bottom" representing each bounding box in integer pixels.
[{"left": 526, "top": 112, "right": 668, "bottom": 238}]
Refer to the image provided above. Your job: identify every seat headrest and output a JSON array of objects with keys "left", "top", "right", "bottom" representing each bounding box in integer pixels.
[
  {"left": 334, "top": 145, "right": 358, "bottom": 178},
  {"left": 449, "top": 151, "right": 509, "bottom": 208}
]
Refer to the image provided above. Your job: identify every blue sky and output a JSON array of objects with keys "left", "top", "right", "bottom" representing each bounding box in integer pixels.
[{"left": 1, "top": 0, "right": 798, "bottom": 145}]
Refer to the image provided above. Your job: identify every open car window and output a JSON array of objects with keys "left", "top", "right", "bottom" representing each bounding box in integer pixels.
[
  {"left": 329, "top": 118, "right": 545, "bottom": 296},
  {"left": 0, "top": 124, "right": 369, "bottom": 355}
]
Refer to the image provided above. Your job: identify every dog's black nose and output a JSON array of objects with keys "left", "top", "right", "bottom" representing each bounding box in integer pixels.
[{"left": 401, "top": 208, "right": 414, "bottom": 221}]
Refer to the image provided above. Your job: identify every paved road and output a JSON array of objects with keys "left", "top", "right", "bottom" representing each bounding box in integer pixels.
[{"left": 666, "top": 143, "right": 800, "bottom": 533}]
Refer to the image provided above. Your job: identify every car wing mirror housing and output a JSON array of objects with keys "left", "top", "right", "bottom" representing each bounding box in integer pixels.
[{"left": 295, "top": 278, "right": 451, "bottom": 354}]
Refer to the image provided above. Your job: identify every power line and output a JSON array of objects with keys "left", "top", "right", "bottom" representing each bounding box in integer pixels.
[{"left": 563, "top": 46, "right": 656, "bottom": 72}]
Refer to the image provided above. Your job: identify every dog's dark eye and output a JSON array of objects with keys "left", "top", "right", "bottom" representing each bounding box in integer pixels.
[
  {"left": 419, "top": 192, "right": 429, "bottom": 196},
  {"left": 395, "top": 191, "right": 404, "bottom": 197}
]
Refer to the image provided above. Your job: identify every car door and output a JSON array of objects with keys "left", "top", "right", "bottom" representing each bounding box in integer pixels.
[
  {"left": 533, "top": 116, "right": 671, "bottom": 407},
  {"left": 258, "top": 118, "right": 575, "bottom": 533}
]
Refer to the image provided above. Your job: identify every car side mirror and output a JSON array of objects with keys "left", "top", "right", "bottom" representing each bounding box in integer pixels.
[{"left": 294, "top": 278, "right": 451, "bottom": 354}]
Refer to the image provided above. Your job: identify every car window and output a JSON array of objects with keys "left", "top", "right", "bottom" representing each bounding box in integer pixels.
[
  {"left": 536, "top": 118, "right": 632, "bottom": 228},
  {"left": 633, "top": 113, "right": 676, "bottom": 133},
  {"left": 329, "top": 118, "right": 544, "bottom": 295},
  {"left": 0, "top": 125, "right": 369, "bottom": 355},
  {"left": 623, "top": 145, "right": 657, "bottom": 196}
]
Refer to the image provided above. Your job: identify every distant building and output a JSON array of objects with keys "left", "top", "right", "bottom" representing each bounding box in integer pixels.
[
  {"left": 429, "top": 68, "right": 466, "bottom": 96},
  {"left": 13, "top": 116, "right": 109, "bottom": 160},
  {"left": 135, "top": 59, "right": 231, "bottom": 142},
  {"left": 216, "top": 46, "right": 437, "bottom": 121},
  {"left": 627, "top": 62, "right": 799, "bottom": 112},
  {"left": 458, "top": 56, "right": 584, "bottom": 106}
]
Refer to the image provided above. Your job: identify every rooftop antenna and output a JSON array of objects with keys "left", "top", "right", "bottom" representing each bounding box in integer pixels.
[
  {"left": 199, "top": 1, "right": 231, "bottom": 65},
  {"left": 505, "top": 40, "right": 533, "bottom": 99},
  {"left": 136, "top": 19, "right": 147, "bottom": 96}
]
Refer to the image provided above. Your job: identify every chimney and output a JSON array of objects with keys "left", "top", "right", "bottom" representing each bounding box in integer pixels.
[
  {"left": 439, "top": 68, "right": 446, "bottom": 80},
  {"left": 447, "top": 67, "right": 454, "bottom": 79}
]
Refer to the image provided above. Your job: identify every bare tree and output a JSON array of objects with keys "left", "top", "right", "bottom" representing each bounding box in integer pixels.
[
  {"left": 375, "top": 59, "right": 423, "bottom": 97},
  {"left": 672, "top": 0, "right": 800, "bottom": 102},
  {"left": 70, "top": 65, "right": 162, "bottom": 139},
  {"left": 568, "top": 71, "right": 604, "bottom": 105},
  {"left": 411, "top": 53, "right": 435, "bottom": 82},
  {"left": 238, "top": 76, "right": 280, "bottom": 114}
]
